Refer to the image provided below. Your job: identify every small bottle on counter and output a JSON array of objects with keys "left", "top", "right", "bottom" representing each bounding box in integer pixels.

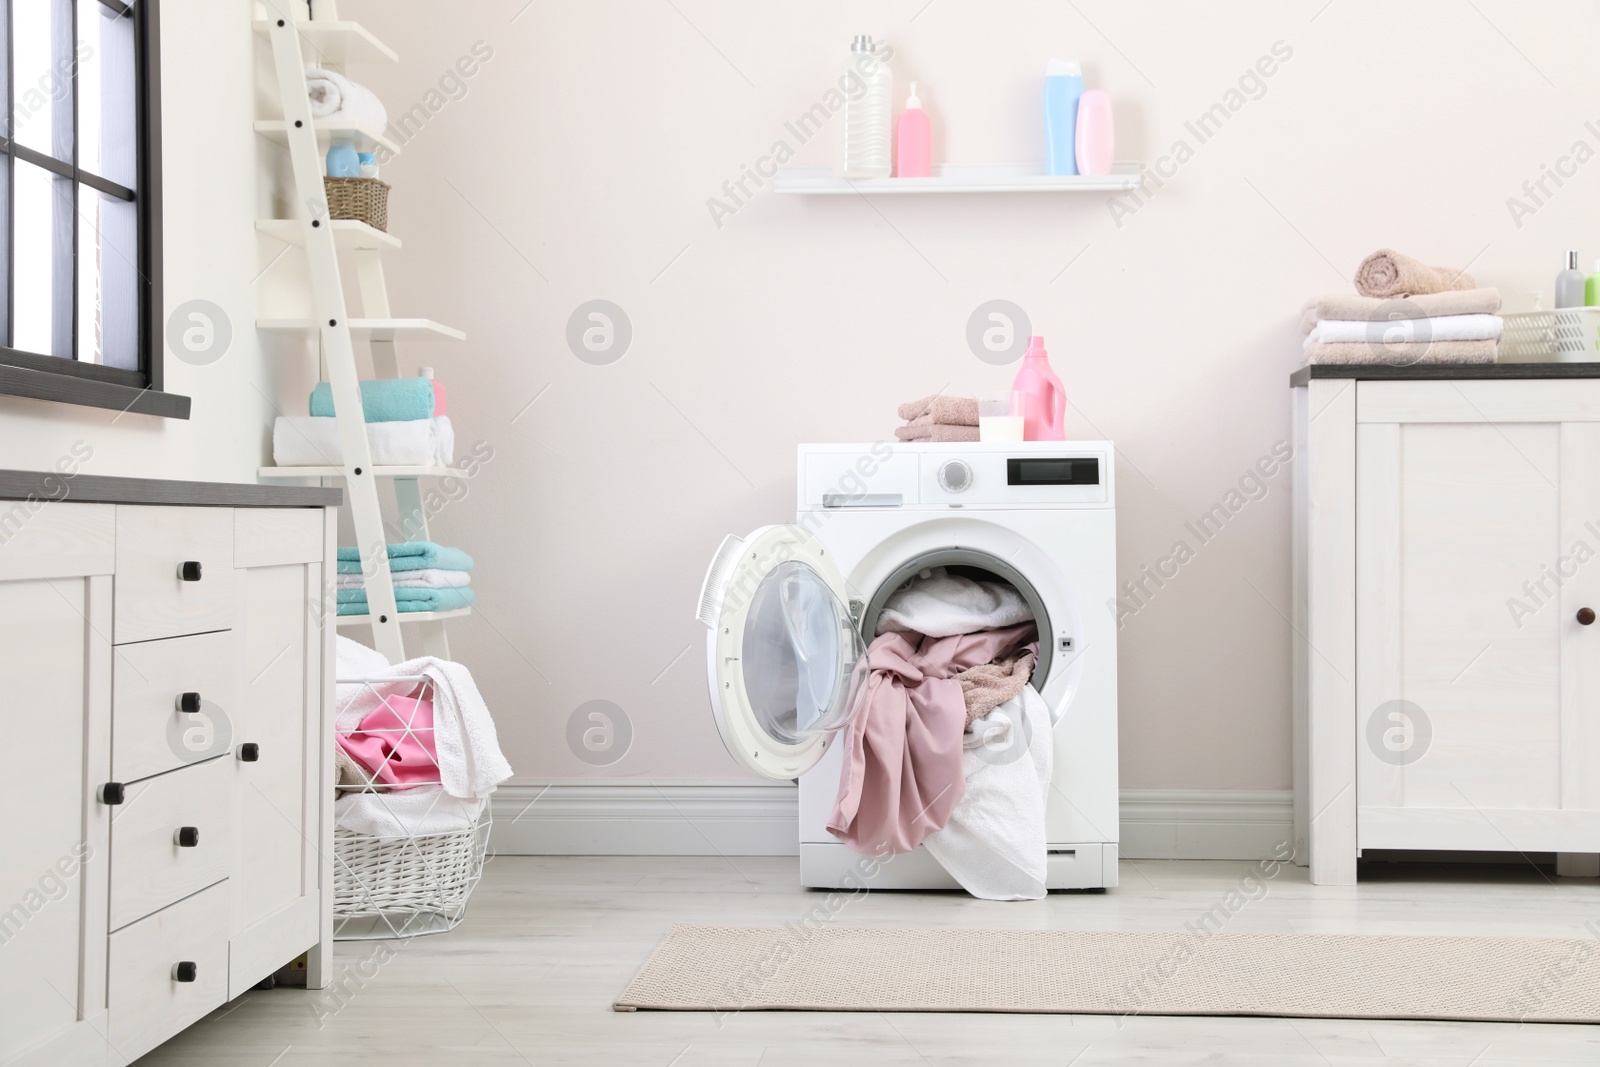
[{"left": 1556, "top": 251, "right": 1585, "bottom": 308}]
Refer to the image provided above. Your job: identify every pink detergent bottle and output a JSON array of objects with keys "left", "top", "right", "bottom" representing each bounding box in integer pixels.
[{"left": 1011, "top": 336, "right": 1066, "bottom": 441}]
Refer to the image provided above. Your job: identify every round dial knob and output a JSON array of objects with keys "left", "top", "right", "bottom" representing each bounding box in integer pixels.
[{"left": 937, "top": 459, "right": 973, "bottom": 494}]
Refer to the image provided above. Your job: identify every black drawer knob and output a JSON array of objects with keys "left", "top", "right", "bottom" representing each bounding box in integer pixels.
[
  {"left": 172, "top": 961, "right": 198, "bottom": 983},
  {"left": 175, "top": 826, "right": 200, "bottom": 848},
  {"left": 99, "top": 782, "right": 125, "bottom": 805},
  {"left": 176, "top": 692, "right": 202, "bottom": 713},
  {"left": 1580, "top": 608, "right": 1596, "bottom": 626},
  {"left": 178, "top": 561, "right": 203, "bottom": 582},
  {"left": 238, "top": 742, "right": 260, "bottom": 763}
]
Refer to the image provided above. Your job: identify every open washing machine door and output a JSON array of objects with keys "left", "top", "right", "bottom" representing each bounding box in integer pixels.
[{"left": 696, "top": 525, "right": 870, "bottom": 780}]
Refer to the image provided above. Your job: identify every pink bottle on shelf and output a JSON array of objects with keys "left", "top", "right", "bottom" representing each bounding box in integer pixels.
[
  {"left": 1011, "top": 336, "right": 1066, "bottom": 441},
  {"left": 1074, "top": 89, "right": 1114, "bottom": 177},
  {"left": 895, "top": 82, "right": 931, "bottom": 178}
]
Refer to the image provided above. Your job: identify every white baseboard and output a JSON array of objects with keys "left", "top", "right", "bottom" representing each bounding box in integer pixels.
[{"left": 488, "top": 784, "right": 1293, "bottom": 861}]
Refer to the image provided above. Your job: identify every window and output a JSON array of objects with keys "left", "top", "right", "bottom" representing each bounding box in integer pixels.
[{"left": 0, "top": 0, "right": 184, "bottom": 418}]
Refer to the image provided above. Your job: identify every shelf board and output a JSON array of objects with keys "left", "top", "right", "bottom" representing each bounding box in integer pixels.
[
  {"left": 253, "top": 19, "right": 399, "bottom": 64},
  {"left": 773, "top": 161, "right": 1143, "bottom": 194},
  {"left": 257, "top": 318, "right": 467, "bottom": 342},
  {"left": 336, "top": 607, "right": 472, "bottom": 626},
  {"left": 257, "top": 219, "right": 401, "bottom": 251},
  {"left": 258, "top": 465, "right": 467, "bottom": 480},
  {"left": 254, "top": 118, "right": 399, "bottom": 157}
]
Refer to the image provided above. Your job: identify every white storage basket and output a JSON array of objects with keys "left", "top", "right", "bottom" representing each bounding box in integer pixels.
[
  {"left": 1499, "top": 308, "right": 1600, "bottom": 362},
  {"left": 332, "top": 675, "right": 493, "bottom": 940}
]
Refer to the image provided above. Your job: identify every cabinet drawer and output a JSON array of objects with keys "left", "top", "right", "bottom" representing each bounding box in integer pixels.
[
  {"left": 115, "top": 506, "right": 235, "bottom": 644},
  {"left": 113, "top": 631, "right": 238, "bottom": 783},
  {"left": 107, "top": 881, "right": 229, "bottom": 1062},
  {"left": 110, "top": 758, "right": 232, "bottom": 931}
]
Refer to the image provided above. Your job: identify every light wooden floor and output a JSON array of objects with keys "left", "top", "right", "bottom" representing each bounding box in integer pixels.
[{"left": 140, "top": 855, "right": 1600, "bottom": 1065}]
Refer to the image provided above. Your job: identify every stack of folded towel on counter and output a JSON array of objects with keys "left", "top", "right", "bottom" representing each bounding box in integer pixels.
[
  {"left": 1303, "top": 248, "right": 1502, "bottom": 365},
  {"left": 896, "top": 395, "right": 979, "bottom": 442},
  {"left": 273, "top": 375, "right": 454, "bottom": 467},
  {"left": 337, "top": 541, "right": 475, "bottom": 616}
]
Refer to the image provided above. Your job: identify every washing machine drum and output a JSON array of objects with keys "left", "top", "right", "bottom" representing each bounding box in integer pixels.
[{"left": 696, "top": 525, "right": 869, "bottom": 780}]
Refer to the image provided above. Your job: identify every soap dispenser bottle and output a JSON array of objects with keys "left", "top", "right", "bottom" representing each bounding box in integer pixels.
[
  {"left": 895, "top": 82, "right": 931, "bottom": 177},
  {"left": 1011, "top": 336, "right": 1067, "bottom": 441}
]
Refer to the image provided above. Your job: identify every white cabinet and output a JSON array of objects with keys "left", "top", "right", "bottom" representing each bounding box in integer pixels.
[
  {"left": 1294, "top": 375, "right": 1600, "bottom": 884},
  {"left": 0, "top": 486, "right": 336, "bottom": 1067}
]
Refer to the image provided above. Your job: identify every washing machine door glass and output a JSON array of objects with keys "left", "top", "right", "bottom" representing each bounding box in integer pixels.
[{"left": 696, "top": 525, "right": 869, "bottom": 780}]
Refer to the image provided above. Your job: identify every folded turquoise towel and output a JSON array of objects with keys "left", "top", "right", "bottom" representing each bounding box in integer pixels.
[
  {"left": 310, "top": 378, "right": 437, "bottom": 422},
  {"left": 336, "top": 586, "right": 476, "bottom": 614},
  {"left": 337, "top": 542, "right": 474, "bottom": 574}
]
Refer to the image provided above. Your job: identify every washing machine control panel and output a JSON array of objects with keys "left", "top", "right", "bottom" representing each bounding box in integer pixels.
[{"left": 800, "top": 444, "right": 1113, "bottom": 510}]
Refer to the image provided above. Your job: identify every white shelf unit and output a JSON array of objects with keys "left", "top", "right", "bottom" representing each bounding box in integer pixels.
[
  {"left": 258, "top": 318, "right": 467, "bottom": 341},
  {"left": 255, "top": 12, "right": 468, "bottom": 663},
  {"left": 258, "top": 218, "right": 402, "bottom": 251},
  {"left": 259, "top": 465, "right": 468, "bottom": 480},
  {"left": 773, "top": 161, "right": 1143, "bottom": 194},
  {"left": 254, "top": 118, "right": 401, "bottom": 156}
]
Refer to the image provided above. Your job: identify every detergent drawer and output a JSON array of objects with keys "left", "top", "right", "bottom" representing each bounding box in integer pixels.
[{"left": 800, "top": 447, "right": 919, "bottom": 510}]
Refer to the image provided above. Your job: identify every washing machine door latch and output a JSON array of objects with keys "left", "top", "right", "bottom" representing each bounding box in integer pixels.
[
  {"left": 849, "top": 599, "right": 865, "bottom": 628},
  {"left": 1058, "top": 636, "right": 1074, "bottom": 652}
]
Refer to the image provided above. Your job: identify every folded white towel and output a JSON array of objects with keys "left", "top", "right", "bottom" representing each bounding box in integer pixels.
[
  {"left": 304, "top": 66, "right": 388, "bottom": 132},
  {"left": 335, "top": 569, "right": 472, "bottom": 591},
  {"left": 1305, "top": 313, "right": 1503, "bottom": 348},
  {"left": 334, "top": 789, "right": 484, "bottom": 837},
  {"left": 272, "top": 416, "right": 455, "bottom": 468},
  {"left": 875, "top": 566, "right": 1034, "bottom": 638},
  {"left": 922, "top": 686, "right": 1053, "bottom": 901},
  {"left": 333, "top": 640, "right": 512, "bottom": 800}
]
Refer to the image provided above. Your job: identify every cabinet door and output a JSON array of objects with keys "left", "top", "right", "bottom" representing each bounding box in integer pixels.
[
  {"left": 1356, "top": 381, "right": 1600, "bottom": 853},
  {"left": 228, "top": 510, "right": 326, "bottom": 996},
  {"left": 0, "top": 506, "right": 114, "bottom": 1064}
]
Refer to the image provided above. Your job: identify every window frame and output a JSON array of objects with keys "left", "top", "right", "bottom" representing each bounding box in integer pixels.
[{"left": 0, "top": 0, "right": 186, "bottom": 419}]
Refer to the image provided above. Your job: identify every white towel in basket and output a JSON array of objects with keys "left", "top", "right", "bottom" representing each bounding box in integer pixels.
[
  {"left": 334, "top": 636, "right": 513, "bottom": 800},
  {"left": 335, "top": 789, "right": 484, "bottom": 836}
]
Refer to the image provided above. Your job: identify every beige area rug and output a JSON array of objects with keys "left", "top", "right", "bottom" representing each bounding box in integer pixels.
[{"left": 614, "top": 924, "right": 1600, "bottom": 1023}]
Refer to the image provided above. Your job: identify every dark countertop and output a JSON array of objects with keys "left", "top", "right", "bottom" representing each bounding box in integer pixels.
[
  {"left": 0, "top": 470, "right": 342, "bottom": 507},
  {"left": 1291, "top": 362, "right": 1600, "bottom": 386}
]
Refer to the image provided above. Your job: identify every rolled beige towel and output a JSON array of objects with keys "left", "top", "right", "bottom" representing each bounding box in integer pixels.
[
  {"left": 1305, "top": 339, "right": 1498, "bottom": 365},
  {"left": 897, "top": 395, "right": 979, "bottom": 426},
  {"left": 1300, "top": 288, "right": 1502, "bottom": 334},
  {"left": 1354, "top": 249, "right": 1476, "bottom": 298},
  {"left": 895, "top": 423, "right": 981, "bottom": 442}
]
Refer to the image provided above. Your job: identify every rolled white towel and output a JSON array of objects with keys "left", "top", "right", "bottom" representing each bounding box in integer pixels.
[
  {"left": 304, "top": 66, "right": 388, "bottom": 131},
  {"left": 272, "top": 416, "right": 455, "bottom": 467},
  {"left": 1305, "top": 313, "right": 1503, "bottom": 348}
]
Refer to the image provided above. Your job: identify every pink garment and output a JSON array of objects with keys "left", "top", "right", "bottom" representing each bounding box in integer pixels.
[
  {"left": 828, "top": 623, "right": 1039, "bottom": 855},
  {"left": 335, "top": 694, "right": 440, "bottom": 788}
]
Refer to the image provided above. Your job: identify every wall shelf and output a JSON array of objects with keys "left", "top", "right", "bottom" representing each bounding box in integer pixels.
[
  {"left": 258, "top": 318, "right": 467, "bottom": 342},
  {"left": 251, "top": 19, "right": 398, "bottom": 65},
  {"left": 257, "top": 219, "right": 401, "bottom": 252},
  {"left": 773, "top": 161, "right": 1142, "bottom": 195},
  {"left": 258, "top": 465, "right": 467, "bottom": 480}
]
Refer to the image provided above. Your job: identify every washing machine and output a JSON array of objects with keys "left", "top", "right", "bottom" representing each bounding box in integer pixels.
[{"left": 696, "top": 440, "right": 1118, "bottom": 890}]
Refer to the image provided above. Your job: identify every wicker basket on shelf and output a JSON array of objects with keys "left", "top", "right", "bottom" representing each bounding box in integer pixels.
[{"left": 323, "top": 176, "right": 390, "bottom": 231}]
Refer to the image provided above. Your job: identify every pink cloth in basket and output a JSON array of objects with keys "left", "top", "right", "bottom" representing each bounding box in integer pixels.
[
  {"left": 828, "top": 622, "right": 1038, "bottom": 855},
  {"left": 336, "top": 693, "right": 440, "bottom": 788}
]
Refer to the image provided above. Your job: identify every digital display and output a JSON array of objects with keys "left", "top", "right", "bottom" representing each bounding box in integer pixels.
[{"left": 1007, "top": 457, "right": 1099, "bottom": 486}]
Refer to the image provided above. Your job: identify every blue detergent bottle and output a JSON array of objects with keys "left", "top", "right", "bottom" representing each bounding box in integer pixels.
[{"left": 1044, "top": 59, "right": 1084, "bottom": 176}]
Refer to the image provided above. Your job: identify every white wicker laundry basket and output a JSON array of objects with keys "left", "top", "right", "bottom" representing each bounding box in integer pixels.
[{"left": 332, "top": 675, "right": 493, "bottom": 941}]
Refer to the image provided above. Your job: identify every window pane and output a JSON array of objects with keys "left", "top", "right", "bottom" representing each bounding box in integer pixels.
[
  {"left": 12, "top": 0, "right": 75, "bottom": 164},
  {"left": 77, "top": 0, "right": 137, "bottom": 189},
  {"left": 14, "top": 161, "right": 73, "bottom": 358},
  {"left": 76, "top": 189, "right": 137, "bottom": 368}
]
